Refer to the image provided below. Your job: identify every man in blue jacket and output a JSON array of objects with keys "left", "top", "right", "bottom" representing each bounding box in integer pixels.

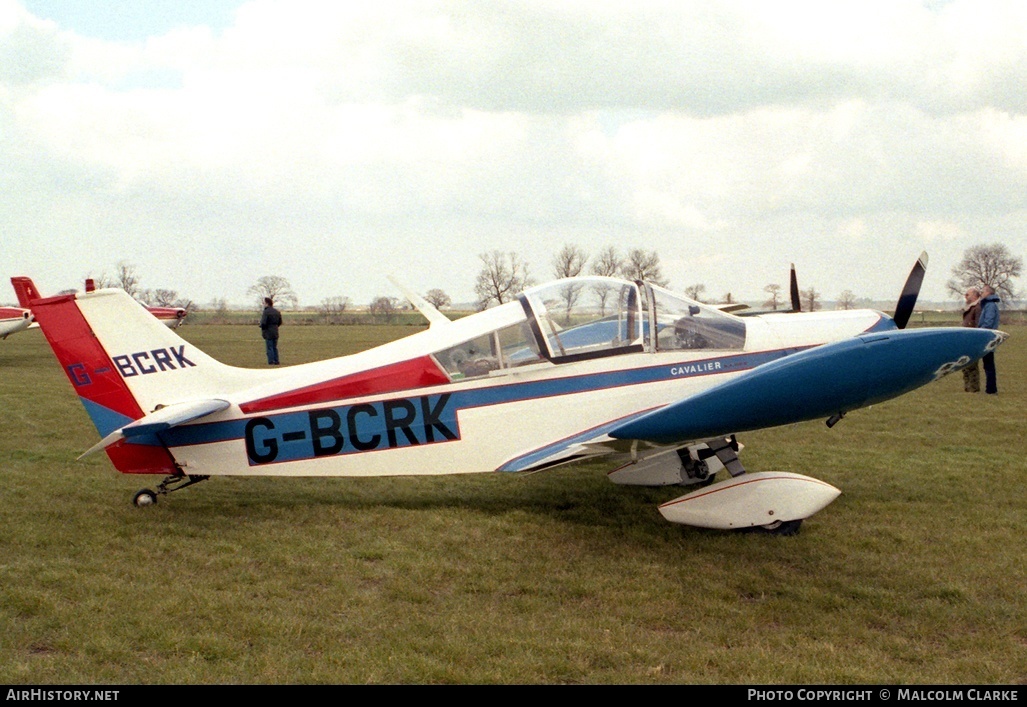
[
  {"left": 260, "top": 297, "right": 283, "bottom": 365},
  {"left": 977, "top": 285, "right": 1001, "bottom": 394}
]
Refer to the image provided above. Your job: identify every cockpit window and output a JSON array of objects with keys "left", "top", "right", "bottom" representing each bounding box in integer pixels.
[
  {"left": 651, "top": 285, "right": 746, "bottom": 350},
  {"left": 435, "top": 321, "right": 543, "bottom": 380},
  {"left": 522, "top": 278, "right": 643, "bottom": 361}
]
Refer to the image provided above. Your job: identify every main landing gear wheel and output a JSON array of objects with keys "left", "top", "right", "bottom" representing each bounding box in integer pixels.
[
  {"left": 760, "top": 519, "right": 803, "bottom": 536},
  {"left": 737, "top": 519, "right": 803, "bottom": 536},
  {"left": 133, "top": 489, "right": 158, "bottom": 507}
]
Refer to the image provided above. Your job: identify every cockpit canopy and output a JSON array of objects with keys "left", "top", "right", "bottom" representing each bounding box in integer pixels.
[
  {"left": 432, "top": 277, "right": 747, "bottom": 380},
  {"left": 523, "top": 278, "right": 643, "bottom": 360}
]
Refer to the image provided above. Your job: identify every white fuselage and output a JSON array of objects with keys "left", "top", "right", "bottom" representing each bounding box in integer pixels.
[{"left": 148, "top": 303, "right": 888, "bottom": 478}]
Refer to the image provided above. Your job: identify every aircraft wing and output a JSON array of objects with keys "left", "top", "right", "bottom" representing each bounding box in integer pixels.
[
  {"left": 502, "top": 327, "right": 1001, "bottom": 473},
  {"left": 608, "top": 328, "right": 1003, "bottom": 446},
  {"left": 711, "top": 303, "right": 749, "bottom": 313},
  {"left": 497, "top": 409, "right": 661, "bottom": 472}
]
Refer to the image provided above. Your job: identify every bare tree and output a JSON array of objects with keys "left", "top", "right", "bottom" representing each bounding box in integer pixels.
[
  {"left": 424, "top": 289, "right": 452, "bottom": 309},
  {"left": 721, "top": 292, "right": 734, "bottom": 304},
  {"left": 138, "top": 288, "right": 181, "bottom": 307},
  {"left": 801, "top": 287, "right": 822, "bottom": 312},
  {"left": 946, "top": 243, "right": 1022, "bottom": 303},
  {"left": 763, "top": 283, "right": 782, "bottom": 310},
  {"left": 552, "top": 244, "right": 588, "bottom": 279},
  {"left": 474, "top": 251, "right": 531, "bottom": 310},
  {"left": 209, "top": 297, "right": 230, "bottom": 324},
  {"left": 86, "top": 271, "right": 115, "bottom": 290},
  {"left": 369, "top": 295, "right": 399, "bottom": 323},
  {"left": 248, "top": 275, "right": 298, "bottom": 310},
  {"left": 837, "top": 290, "right": 857, "bottom": 310},
  {"left": 590, "top": 245, "right": 621, "bottom": 278},
  {"left": 684, "top": 283, "right": 706, "bottom": 302},
  {"left": 551, "top": 244, "right": 589, "bottom": 318},
  {"left": 318, "top": 296, "right": 350, "bottom": 324},
  {"left": 590, "top": 245, "right": 622, "bottom": 314},
  {"left": 619, "top": 248, "right": 668, "bottom": 286},
  {"left": 85, "top": 263, "right": 135, "bottom": 293},
  {"left": 114, "top": 261, "right": 141, "bottom": 298}
]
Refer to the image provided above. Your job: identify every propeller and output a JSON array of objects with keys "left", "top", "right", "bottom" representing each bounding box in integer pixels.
[
  {"left": 892, "top": 251, "right": 928, "bottom": 330},
  {"left": 789, "top": 263, "right": 801, "bottom": 312}
]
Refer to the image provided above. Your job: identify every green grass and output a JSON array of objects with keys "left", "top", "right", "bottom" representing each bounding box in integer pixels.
[{"left": 0, "top": 323, "right": 1025, "bottom": 684}]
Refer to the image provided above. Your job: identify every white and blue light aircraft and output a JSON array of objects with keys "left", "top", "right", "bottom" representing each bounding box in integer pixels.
[{"left": 16, "top": 253, "right": 1006, "bottom": 534}]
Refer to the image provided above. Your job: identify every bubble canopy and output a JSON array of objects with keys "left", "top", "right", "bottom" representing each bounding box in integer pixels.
[
  {"left": 431, "top": 277, "right": 747, "bottom": 380},
  {"left": 521, "top": 277, "right": 746, "bottom": 362}
]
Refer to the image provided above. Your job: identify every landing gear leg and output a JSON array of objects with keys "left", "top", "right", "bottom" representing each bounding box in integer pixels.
[{"left": 132, "top": 473, "right": 209, "bottom": 507}]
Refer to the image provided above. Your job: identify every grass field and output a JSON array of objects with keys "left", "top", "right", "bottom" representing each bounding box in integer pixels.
[{"left": 1, "top": 321, "right": 1024, "bottom": 684}]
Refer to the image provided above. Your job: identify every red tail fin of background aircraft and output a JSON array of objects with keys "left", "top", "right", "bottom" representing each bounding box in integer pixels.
[{"left": 11, "top": 276, "right": 42, "bottom": 309}]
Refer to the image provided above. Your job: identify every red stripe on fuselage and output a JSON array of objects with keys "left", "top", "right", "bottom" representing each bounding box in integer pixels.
[
  {"left": 240, "top": 356, "right": 451, "bottom": 414},
  {"left": 0, "top": 307, "right": 27, "bottom": 317},
  {"left": 30, "top": 294, "right": 144, "bottom": 421}
]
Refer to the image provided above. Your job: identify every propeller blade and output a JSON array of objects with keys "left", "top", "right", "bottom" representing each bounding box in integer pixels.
[
  {"left": 789, "top": 263, "right": 801, "bottom": 312},
  {"left": 892, "top": 251, "right": 928, "bottom": 329}
]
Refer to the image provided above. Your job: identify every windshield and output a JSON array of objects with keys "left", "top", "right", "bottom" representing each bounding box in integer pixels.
[
  {"left": 521, "top": 277, "right": 643, "bottom": 361},
  {"left": 650, "top": 285, "right": 746, "bottom": 350}
]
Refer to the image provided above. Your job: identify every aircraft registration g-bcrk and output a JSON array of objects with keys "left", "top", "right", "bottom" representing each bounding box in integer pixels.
[{"left": 16, "top": 253, "right": 1006, "bottom": 534}]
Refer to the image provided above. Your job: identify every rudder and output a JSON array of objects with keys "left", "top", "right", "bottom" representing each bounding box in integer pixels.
[
  {"left": 10, "top": 277, "right": 42, "bottom": 309},
  {"left": 29, "top": 291, "right": 178, "bottom": 475},
  {"left": 27, "top": 285, "right": 268, "bottom": 475}
]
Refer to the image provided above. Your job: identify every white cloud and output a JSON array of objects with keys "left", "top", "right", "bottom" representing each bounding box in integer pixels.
[{"left": 1, "top": 0, "right": 1025, "bottom": 307}]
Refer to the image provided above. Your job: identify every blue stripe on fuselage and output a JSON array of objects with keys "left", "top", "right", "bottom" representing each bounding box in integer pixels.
[{"left": 156, "top": 346, "right": 809, "bottom": 464}]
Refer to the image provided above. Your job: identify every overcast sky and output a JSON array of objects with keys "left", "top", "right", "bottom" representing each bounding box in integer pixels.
[{"left": 2, "top": 0, "right": 1025, "bottom": 309}]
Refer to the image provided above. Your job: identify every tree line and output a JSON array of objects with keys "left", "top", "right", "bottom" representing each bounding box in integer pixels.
[{"left": 73, "top": 243, "right": 1021, "bottom": 325}]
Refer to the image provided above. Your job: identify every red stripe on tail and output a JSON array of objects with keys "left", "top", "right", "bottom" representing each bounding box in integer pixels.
[{"left": 30, "top": 293, "right": 177, "bottom": 476}]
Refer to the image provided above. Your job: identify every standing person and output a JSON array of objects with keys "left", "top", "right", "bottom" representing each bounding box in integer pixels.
[
  {"left": 976, "top": 285, "right": 1000, "bottom": 394},
  {"left": 961, "top": 288, "right": 981, "bottom": 393},
  {"left": 260, "top": 297, "right": 283, "bottom": 365}
]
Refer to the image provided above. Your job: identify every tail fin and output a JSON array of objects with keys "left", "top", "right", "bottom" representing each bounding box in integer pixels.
[
  {"left": 11, "top": 277, "right": 42, "bottom": 309},
  {"left": 27, "top": 285, "right": 267, "bottom": 474}
]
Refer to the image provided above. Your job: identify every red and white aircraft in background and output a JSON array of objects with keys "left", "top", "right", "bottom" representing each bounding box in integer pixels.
[
  {"left": 14, "top": 254, "right": 1006, "bottom": 534},
  {"left": 8, "top": 277, "right": 187, "bottom": 332},
  {"left": 0, "top": 304, "right": 33, "bottom": 339}
]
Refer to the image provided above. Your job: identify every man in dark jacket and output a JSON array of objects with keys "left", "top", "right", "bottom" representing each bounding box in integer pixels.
[
  {"left": 260, "top": 297, "right": 283, "bottom": 365},
  {"left": 976, "top": 285, "right": 1000, "bottom": 394}
]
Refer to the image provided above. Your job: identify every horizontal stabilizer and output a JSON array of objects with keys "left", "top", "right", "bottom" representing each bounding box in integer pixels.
[
  {"left": 79, "top": 399, "right": 230, "bottom": 458},
  {"left": 610, "top": 328, "right": 1006, "bottom": 445}
]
